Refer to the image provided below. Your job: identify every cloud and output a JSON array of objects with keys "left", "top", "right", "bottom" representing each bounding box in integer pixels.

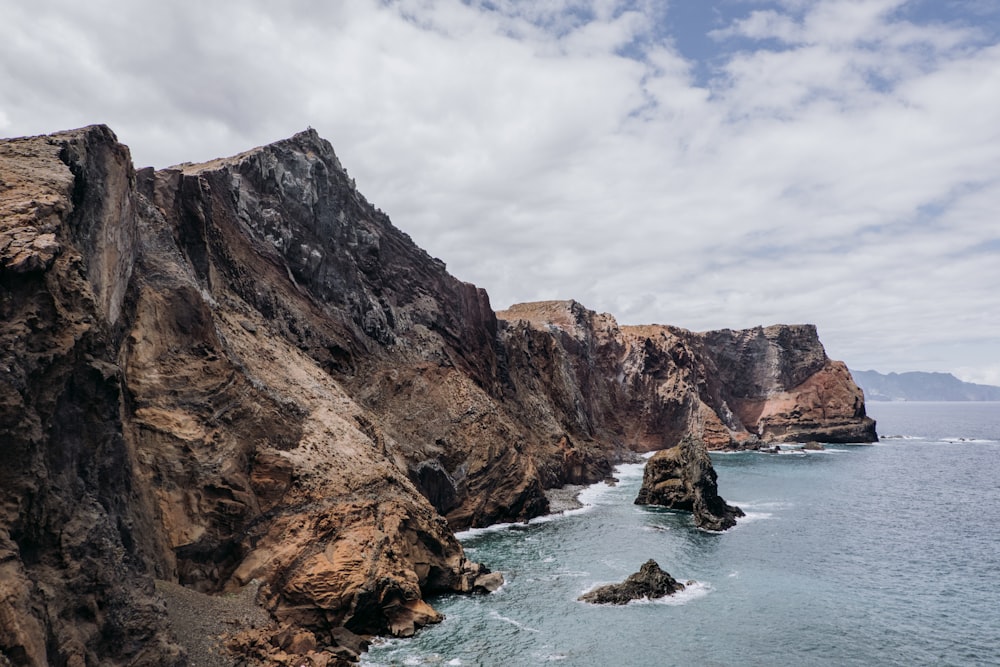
[{"left": 1, "top": 0, "right": 998, "bottom": 378}]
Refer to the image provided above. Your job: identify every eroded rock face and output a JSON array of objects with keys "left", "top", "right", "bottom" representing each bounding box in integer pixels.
[
  {"left": 497, "top": 302, "right": 877, "bottom": 453},
  {"left": 634, "top": 435, "right": 746, "bottom": 531},
  {"left": 698, "top": 326, "right": 877, "bottom": 446},
  {"left": 1, "top": 125, "right": 876, "bottom": 664},
  {"left": 1, "top": 127, "right": 494, "bottom": 665},
  {"left": 578, "top": 559, "right": 685, "bottom": 605},
  {"left": 1, "top": 127, "right": 183, "bottom": 666}
]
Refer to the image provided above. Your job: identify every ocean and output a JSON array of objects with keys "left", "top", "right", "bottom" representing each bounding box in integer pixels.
[{"left": 363, "top": 402, "right": 1000, "bottom": 666}]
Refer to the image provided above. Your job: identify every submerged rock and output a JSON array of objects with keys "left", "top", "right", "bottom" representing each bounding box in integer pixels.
[
  {"left": 635, "top": 435, "right": 745, "bottom": 531},
  {"left": 579, "top": 560, "right": 685, "bottom": 605}
]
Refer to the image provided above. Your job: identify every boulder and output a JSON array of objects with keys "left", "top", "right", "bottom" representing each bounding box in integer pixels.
[{"left": 579, "top": 560, "right": 685, "bottom": 605}]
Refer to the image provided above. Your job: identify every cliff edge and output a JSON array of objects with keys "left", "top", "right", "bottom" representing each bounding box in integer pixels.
[{"left": 1, "top": 126, "right": 875, "bottom": 665}]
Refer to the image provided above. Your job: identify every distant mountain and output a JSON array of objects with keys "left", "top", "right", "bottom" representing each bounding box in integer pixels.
[{"left": 850, "top": 369, "right": 1000, "bottom": 401}]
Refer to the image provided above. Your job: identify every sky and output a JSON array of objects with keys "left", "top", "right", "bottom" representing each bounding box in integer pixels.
[{"left": 2, "top": 0, "right": 999, "bottom": 384}]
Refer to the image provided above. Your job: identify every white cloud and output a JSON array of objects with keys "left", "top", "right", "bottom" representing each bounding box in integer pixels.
[{"left": 1, "top": 0, "right": 998, "bottom": 379}]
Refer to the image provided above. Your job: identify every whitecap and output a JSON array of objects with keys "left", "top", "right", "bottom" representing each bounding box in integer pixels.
[
  {"left": 731, "top": 500, "right": 792, "bottom": 511},
  {"left": 489, "top": 610, "right": 540, "bottom": 633},
  {"left": 454, "top": 521, "right": 522, "bottom": 540},
  {"left": 650, "top": 580, "right": 712, "bottom": 605},
  {"left": 559, "top": 504, "right": 598, "bottom": 518},
  {"left": 940, "top": 437, "right": 1000, "bottom": 444},
  {"left": 574, "top": 479, "right": 617, "bottom": 508},
  {"left": 641, "top": 525, "right": 671, "bottom": 532},
  {"left": 555, "top": 569, "right": 590, "bottom": 578},
  {"left": 576, "top": 580, "right": 711, "bottom": 606},
  {"left": 732, "top": 511, "right": 773, "bottom": 526}
]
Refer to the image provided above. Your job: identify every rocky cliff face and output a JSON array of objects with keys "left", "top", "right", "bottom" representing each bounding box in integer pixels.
[
  {"left": 634, "top": 435, "right": 745, "bottom": 531},
  {"left": 497, "top": 301, "right": 876, "bottom": 453},
  {"left": 1, "top": 125, "right": 875, "bottom": 665}
]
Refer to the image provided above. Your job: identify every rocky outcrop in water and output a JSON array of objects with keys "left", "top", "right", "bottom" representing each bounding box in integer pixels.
[
  {"left": 1, "top": 125, "right": 875, "bottom": 665},
  {"left": 497, "top": 302, "right": 877, "bottom": 453},
  {"left": 634, "top": 435, "right": 745, "bottom": 530},
  {"left": 578, "top": 559, "right": 686, "bottom": 604}
]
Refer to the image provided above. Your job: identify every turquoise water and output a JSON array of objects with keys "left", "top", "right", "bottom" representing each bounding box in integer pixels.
[{"left": 364, "top": 403, "right": 1000, "bottom": 666}]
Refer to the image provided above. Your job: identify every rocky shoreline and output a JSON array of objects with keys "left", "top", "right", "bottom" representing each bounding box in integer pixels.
[
  {"left": 543, "top": 484, "right": 588, "bottom": 514},
  {"left": 0, "top": 125, "right": 876, "bottom": 665}
]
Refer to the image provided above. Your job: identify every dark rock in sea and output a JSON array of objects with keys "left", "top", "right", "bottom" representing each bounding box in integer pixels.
[
  {"left": 802, "top": 441, "right": 825, "bottom": 450},
  {"left": 635, "top": 435, "right": 746, "bottom": 531},
  {"left": 579, "top": 560, "right": 685, "bottom": 604}
]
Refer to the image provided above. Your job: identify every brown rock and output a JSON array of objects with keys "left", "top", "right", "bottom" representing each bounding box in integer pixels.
[
  {"left": 473, "top": 571, "right": 505, "bottom": 594},
  {"left": 0, "top": 125, "right": 876, "bottom": 664},
  {"left": 635, "top": 435, "right": 745, "bottom": 531}
]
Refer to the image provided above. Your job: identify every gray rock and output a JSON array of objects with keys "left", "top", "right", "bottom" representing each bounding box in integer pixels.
[{"left": 579, "top": 560, "right": 685, "bottom": 605}]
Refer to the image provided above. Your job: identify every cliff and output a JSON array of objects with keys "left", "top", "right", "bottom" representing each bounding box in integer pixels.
[
  {"left": 1, "top": 125, "right": 875, "bottom": 665},
  {"left": 497, "top": 302, "right": 876, "bottom": 452}
]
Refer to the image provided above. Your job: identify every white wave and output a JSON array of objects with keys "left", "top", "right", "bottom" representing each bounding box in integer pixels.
[
  {"left": 488, "top": 577, "right": 510, "bottom": 595},
  {"left": 574, "top": 478, "right": 622, "bottom": 508},
  {"left": 447, "top": 660, "right": 463, "bottom": 666},
  {"left": 616, "top": 461, "right": 649, "bottom": 478},
  {"left": 489, "top": 610, "right": 540, "bottom": 633},
  {"left": 556, "top": 569, "right": 591, "bottom": 578},
  {"left": 940, "top": 437, "right": 1000, "bottom": 444},
  {"left": 651, "top": 580, "right": 712, "bottom": 605},
  {"left": 454, "top": 521, "right": 523, "bottom": 540},
  {"left": 641, "top": 525, "right": 671, "bottom": 532},
  {"left": 730, "top": 500, "right": 792, "bottom": 510},
  {"left": 733, "top": 511, "right": 773, "bottom": 525},
  {"left": 576, "top": 580, "right": 711, "bottom": 606}
]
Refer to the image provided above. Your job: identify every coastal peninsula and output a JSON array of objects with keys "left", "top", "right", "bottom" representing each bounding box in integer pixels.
[{"left": 1, "top": 126, "right": 874, "bottom": 665}]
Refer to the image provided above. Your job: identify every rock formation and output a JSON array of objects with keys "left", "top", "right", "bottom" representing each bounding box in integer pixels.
[
  {"left": 497, "top": 303, "right": 876, "bottom": 453},
  {"left": 578, "top": 559, "right": 686, "bottom": 604},
  {"left": 1, "top": 125, "right": 876, "bottom": 665},
  {"left": 634, "top": 435, "right": 746, "bottom": 530}
]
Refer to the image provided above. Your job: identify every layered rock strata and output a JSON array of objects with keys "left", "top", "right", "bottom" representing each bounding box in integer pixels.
[
  {"left": 634, "top": 435, "right": 746, "bottom": 531},
  {"left": 498, "top": 303, "right": 876, "bottom": 453},
  {"left": 1, "top": 125, "right": 875, "bottom": 665}
]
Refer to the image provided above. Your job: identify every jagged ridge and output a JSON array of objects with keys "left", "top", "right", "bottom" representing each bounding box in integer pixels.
[{"left": 1, "top": 125, "right": 875, "bottom": 665}]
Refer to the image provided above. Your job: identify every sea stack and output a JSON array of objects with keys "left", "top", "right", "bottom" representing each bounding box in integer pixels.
[
  {"left": 635, "top": 435, "right": 746, "bottom": 531},
  {"left": 579, "top": 560, "right": 686, "bottom": 604}
]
